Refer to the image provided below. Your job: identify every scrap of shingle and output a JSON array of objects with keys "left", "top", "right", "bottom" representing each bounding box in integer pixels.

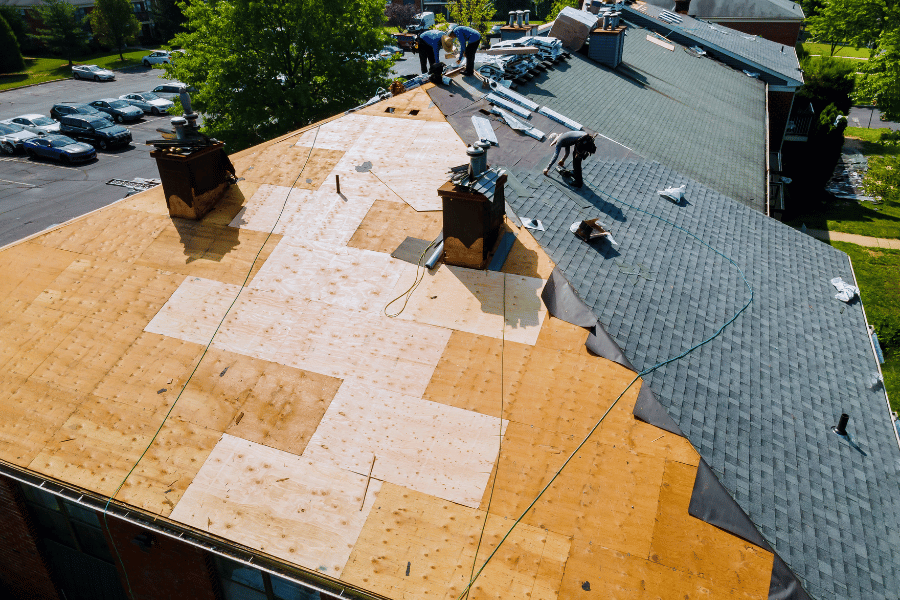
[{"left": 500, "top": 156, "right": 900, "bottom": 600}]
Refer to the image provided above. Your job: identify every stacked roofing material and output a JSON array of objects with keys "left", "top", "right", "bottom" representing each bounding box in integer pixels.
[{"left": 476, "top": 37, "right": 568, "bottom": 85}]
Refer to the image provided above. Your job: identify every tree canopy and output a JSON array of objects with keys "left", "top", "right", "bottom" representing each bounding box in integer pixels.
[
  {"left": 152, "top": 0, "right": 186, "bottom": 43},
  {"left": 90, "top": 0, "right": 140, "bottom": 61},
  {"left": 35, "top": 0, "right": 88, "bottom": 66},
  {"left": 806, "top": 0, "right": 887, "bottom": 55},
  {"left": 166, "top": 0, "right": 393, "bottom": 152},
  {"left": 856, "top": 25, "right": 900, "bottom": 119},
  {"left": 447, "top": 0, "right": 495, "bottom": 32},
  {"left": 0, "top": 12, "right": 25, "bottom": 73}
]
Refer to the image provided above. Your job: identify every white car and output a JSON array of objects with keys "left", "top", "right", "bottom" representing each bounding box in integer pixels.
[
  {"left": 0, "top": 114, "right": 61, "bottom": 135},
  {"left": 142, "top": 51, "right": 174, "bottom": 67},
  {"left": 0, "top": 122, "right": 39, "bottom": 155},
  {"left": 72, "top": 64, "right": 116, "bottom": 81},
  {"left": 119, "top": 92, "right": 175, "bottom": 116}
]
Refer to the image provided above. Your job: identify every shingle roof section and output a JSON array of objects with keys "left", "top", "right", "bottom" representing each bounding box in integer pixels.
[
  {"left": 515, "top": 33, "right": 767, "bottom": 211},
  {"left": 501, "top": 156, "right": 900, "bottom": 600},
  {"left": 625, "top": 2, "right": 804, "bottom": 84},
  {"left": 644, "top": 0, "right": 805, "bottom": 20}
]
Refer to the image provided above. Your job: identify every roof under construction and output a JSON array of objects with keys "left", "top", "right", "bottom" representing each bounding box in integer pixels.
[{"left": 0, "top": 25, "right": 895, "bottom": 600}]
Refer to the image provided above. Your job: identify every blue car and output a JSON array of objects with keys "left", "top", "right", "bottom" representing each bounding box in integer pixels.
[{"left": 23, "top": 135, "right": 96, "bottom": 163}]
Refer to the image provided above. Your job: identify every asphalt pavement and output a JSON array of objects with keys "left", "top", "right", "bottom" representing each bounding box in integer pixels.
[
  {"left": 848, "top": 106, "right": 900, "bottom": 131},
  {"left": 0, "top": 67, "right": 179, "bottom": 248}
]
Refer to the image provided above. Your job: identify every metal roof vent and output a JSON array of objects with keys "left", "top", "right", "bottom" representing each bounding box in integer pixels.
[{"left": 833, "top": 413, "right": 849, "bottom": 436}]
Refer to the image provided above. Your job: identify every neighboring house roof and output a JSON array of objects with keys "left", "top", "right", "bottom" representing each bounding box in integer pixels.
[
  {"left": 644, "top": 0, "right": 805, "bottom": 20},
  {"left": 513, "top": 26, "right": 767, "bottom": 211},
  {"left": 0, "top": 85, "right": 778, "bottom": 600},
  {"left": 626, "top": 1, "right": 804, "bottom": 86}
]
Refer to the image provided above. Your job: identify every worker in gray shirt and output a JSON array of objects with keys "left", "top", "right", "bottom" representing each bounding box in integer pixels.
[
  {"left": 543, "top": 131, "right": 597, "bottom": 188},
  {"left": 448, "top": 25, "right": 482, "bottom": 76},
  {"left": 418, "top": 29, "right": 445, "bottom": 74}
]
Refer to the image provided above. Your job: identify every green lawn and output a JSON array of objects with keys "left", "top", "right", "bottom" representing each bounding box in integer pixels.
[
  {"left": 802, "top": 42, "right": 871, "bottom": 59},
  {"left": 0, "top": 49, "right": 155, "bottom": 92},
  {"left": 786, "top": 128, "right": 900, "bottom": 239},
  {"left": 831, "top": 241, "right": 900, "bottom": 412}
]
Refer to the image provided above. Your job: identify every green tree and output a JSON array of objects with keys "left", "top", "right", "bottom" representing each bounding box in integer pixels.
[
  {"left": 447, "top": 0, "right": 495, "bottom": 33},
  {"left": 0, "top": 4, "right": 32, "bottom": 52},
  {"left": 806, "top": 0, "right": 887, "bottom": 55},
  {"left": 546, "top": 0, "right": 578, "bottom": 21},
  {"left": 856, "top": 24, "right": 900, "bottom": 119},
  {"left": 0, "top": 13, "right": 25, "bottom": 73},
  {"left": 152, "top": 0, "right": 186, "bottom": 43},
  {"left": 90, "top": 0, "right": 140, "bottom": 61},
  {"left": 35, "top": 0, "right": 88, "bottom": 66},
  {"left": 796, "top": 55, "right": 856, "bottom": 114},
  {"left": 166, "top": 0, "right": 392, "bottom": 152}
]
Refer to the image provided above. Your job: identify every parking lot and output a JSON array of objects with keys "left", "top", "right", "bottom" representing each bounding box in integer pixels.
[{"left": 0, "top": 67, "right": 179, "bottom": 247}]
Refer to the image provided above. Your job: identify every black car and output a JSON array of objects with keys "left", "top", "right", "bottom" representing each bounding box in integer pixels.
[
  {"left": 59, "top": 116, "right": 132, "bottom": 150},
  {"left": 88, "top": 99, "right": 144, "bottom": 123},
  {"left": 50, "top": 103, "right": 114, "bottom": 123}
]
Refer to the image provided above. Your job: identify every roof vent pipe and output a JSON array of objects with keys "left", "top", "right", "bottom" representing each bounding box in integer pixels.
[
  {"left": 467, "top": 144, "right": 487, "bottom": 179},
  {"left": 509, "top": 11, "right": 515, "bottom": 26},
  {"left": 833, "top": 413, "right": 850, "bottom": 436},
  {"left": 524, "top": 10, "right": 530, "bottom": 25},
  {"left": 516, "top": 10, "right": 523, "bottom": 27}
]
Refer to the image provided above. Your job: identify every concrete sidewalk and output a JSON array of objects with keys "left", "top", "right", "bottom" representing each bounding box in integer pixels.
[{"left": 806, "top": 228, "right": 900, "bottom": 249}]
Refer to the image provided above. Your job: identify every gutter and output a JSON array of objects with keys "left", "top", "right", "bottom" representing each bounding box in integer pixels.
[
  {"left": 846, "top": 255, "right": 900, "bottom": 452},
  {"left": 0, "top": 460, "right": 389, "bottom": 600}
]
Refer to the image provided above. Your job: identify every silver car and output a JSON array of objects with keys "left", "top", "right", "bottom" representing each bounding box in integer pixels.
[
  {"left": 118, "top": 92, "right": 175, "bottom": 116},
  {"left": 0, "top": 114, "right": 61, "bottom": 135},
  {"left": 72, "top": 64, "right": 116, "bottom": 81},
  {"left": 0, "top": 122, "right": 39, "bottom": 155}
]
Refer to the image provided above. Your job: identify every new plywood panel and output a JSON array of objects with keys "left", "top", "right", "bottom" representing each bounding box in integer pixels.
[
  {"left": 117, "top": 180, "right": 261, "bottom": 226},
  {"left": 228, "top": 184, "right": 303, "bottom": 234},
  {"left": 294, "top": 113, "right": 372, "bottom": 151},
  {"left": 0, "top": 305, "right": 84, "bottom": 378},
  {"left": 171, "top": 434, "right": 381, "bottom": 577},
  {"left": 226, "top": 361, "right": 342, "bottom": 456},
  {"left": 533, "top": 316, "right": 590, "bottom": 357},
  {"left": 342, "top": 483, "right": 571, "bottom": 600},
  {"left": 303, "top": 381, "right": 506, "bottom": 507},
  {"left": 0, "top": 242, "right": 76, "bottom": 304},
  {"left": 250, "top": 239, "right": 406, "bottom": 314},
  {"left": 392, "top": 264, "right": 546, "bottom": 345},
  {"left": 347, "top": 199, "right": 443, "bottom": 255},
  {"left": 333, "top": 115, "right": 426, "bottom": 175},
  {"left": 353, "top": 88, "right": 448, "bottom": 123},
  {"left": 423, "top": 330, "right": 531, "bottom": 419},
  {"left": 32, "top": 257, "right": 184, "bottom": 327},
  {"left": 0, "top": 373, "right": 82, "bottom": 466},
  {"left": 32, "top": 208, "right": 166, "bottom": 263},
  {"left": 29, "top": 393, "right": 217, "bottom": 511},
  {"left": 92, "top": 331, "right": 206, "bottom": 418},
  {"left": 500, "top": 224, "right": 556, "bottom": 280},
  {"left": 148, "top": 278, "right": 452, "bottom": 397},
  {"left": 234, "top": 134, "right": 344, "bottom": 189},
  {"left": 648, "top": 460, "right": 774, "bottom": 596}
]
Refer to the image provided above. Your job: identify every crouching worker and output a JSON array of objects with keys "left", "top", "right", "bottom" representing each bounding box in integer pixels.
[
  {"left": 543, "top": 132, "right": 598, "bottom": 188},
  {"left": 448, "top": 24, "right": 481, "bottom": 77},
  {"left": 418, "top": 29, "right": 445, "bottom": 74}
]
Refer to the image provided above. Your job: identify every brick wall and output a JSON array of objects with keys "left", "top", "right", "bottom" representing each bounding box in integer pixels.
[
  {"left": 710, "top": 20, "right": 802, "bottom": 47},
  {"left": 0, "top": 477, "right": 62, "bottom": 600},
  {"left": 101, "top": 517, "right": 220, "bottom": 600}
]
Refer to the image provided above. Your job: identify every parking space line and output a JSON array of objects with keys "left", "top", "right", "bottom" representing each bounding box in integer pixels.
[
  {"left": 0, "top": 157, "right": 83, "bottom": 171},
  {"left": 0, "top": 178, "right": 36, "bottom": 187}
]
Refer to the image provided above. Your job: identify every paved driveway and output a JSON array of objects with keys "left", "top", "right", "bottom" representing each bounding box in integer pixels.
[
  {"left": 848, "top": 106, "right": 900, "bottom": 131},
  {"left": 0, "top": 67, "right": 178, "bottom": 248}
]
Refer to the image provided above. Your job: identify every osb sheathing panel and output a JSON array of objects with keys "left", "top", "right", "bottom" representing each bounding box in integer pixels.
[
  {"left": 347, "top": 199, "right": 443, "bottom": 255},
  {"left": 648, "top": 460, "right": 773, "bottom": 597},
  {"left": 0, "top": 242, "right": 77, "bottom": 304},
  {"left": 342, "top": 483, "right": 571, "bottom": 600},
  {"left": 118, "top": 180, "right": 262, "bottom": 227},
  {"left": 29, "top": 393, "right": 220, "bottom": 516},
  {"left": 294, "top": 113, "right": 371, "bottom": 151},
  {"left": 32, "top": 257, "right": 184, "bottom": 328},
  {"left": 303, "top": 381, "right": 506, "bottom": 508},
  {"left": 233, "top": 134, "right": 345, "bottom": 190},
  {"left": 500, "top": 223, "right": 556, "bottom": 280},
  {"left": 351, "top": 86, "right": 448, "bottom": 122},
  {"left": 391, "top": 264, "right": 547, "bottom": 346},
  {"left": 0, "top": 372, "right": 82, "bottom": 467},
  {"left": 171, "top": 434, "right": 381, "bottom": 578},
  {"left": 172, "top": 348, "right": 342, "bottom": 454}
]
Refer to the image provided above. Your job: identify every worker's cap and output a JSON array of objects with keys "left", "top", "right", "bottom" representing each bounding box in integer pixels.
[{"left": 441, "top": 34, "right": 454, "bottom": 53}]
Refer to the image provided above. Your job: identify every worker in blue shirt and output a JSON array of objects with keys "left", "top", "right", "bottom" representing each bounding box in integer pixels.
[
  {"left": 417, "top": 29, "right": 445, "bottom": 74},
  {"left": 448, "top": 25, "right": 481, "bottom": 76}
]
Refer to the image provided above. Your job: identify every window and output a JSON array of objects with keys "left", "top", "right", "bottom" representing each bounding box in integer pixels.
[
  {"left": 214, "top": 556, "right": 321, "bottom": 600},
  {"left": 20, "top": 486, "right": 115, "bottom": 564}
]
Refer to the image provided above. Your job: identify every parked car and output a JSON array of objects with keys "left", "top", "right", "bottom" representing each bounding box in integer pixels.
[
  {"left": 88, "top": 99, "right": 144, "bottom": 123},
  {"left": 0, "top": 114, "right": 61, "bottom": 135},
  {"left": 50, "top": 103, "right": 114, "bottom": 123},
  {"left": 0, "top": 122, "right": 39, "bottom": 155},
  {"left": 58, "top": 115, "right": 132, "bottom": 150},
  {"left": 149, "top": 83, "right": 196, "bottom": 100},
  {"left": 142, "top": 50, "right": 174, "bottom": 67},
  {"left": 118, "top": 92, "right": 175, "bottom": 115},
  {"left": 72, "top": 64, "right": 116, "bottom": 81},
  {"left": 23, "top": 135, "right": 96, "bottom": 163}
]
